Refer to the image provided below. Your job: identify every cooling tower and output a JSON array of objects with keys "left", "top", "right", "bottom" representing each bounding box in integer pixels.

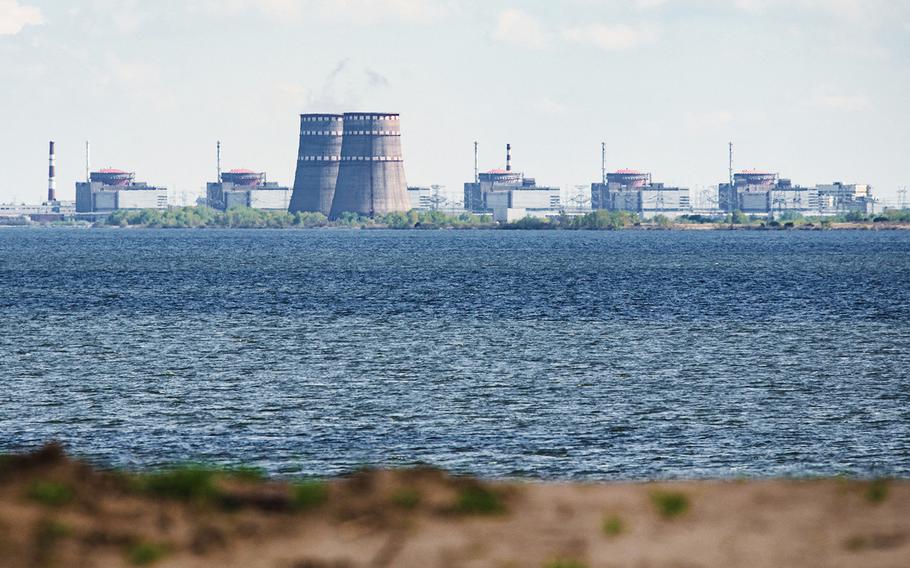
[
  {"left": 329, "top": 112, "right": 409, "bottom": 218},
  {"left": 288, "top": 114, "right": 343, "bottom": 215}
]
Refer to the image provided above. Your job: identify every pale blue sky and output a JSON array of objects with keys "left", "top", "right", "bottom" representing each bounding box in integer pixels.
[{"left": 1, "top": 0, "right": 908, "bottom": 205}]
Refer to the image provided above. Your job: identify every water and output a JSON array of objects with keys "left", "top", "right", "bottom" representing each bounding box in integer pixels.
[{"left": 1, "top": 228, "right": 908, "bottom": 480}]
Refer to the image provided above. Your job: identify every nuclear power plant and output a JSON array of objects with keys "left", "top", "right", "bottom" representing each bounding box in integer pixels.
[{"left": 289, "top": 112, "right": 410, "bottom": 219}]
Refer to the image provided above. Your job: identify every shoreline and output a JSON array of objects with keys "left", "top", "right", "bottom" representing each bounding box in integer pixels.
[
  {"left": 4, "top": 222, "right": 910, "bottom": 231},
  {"left": 2, "top": 445, "right": 907, "bottom": 567}
]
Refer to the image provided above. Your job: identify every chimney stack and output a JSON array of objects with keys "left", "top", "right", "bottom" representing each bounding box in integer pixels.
[
  {"left": 506, "top": 143, "right": 512, "bottom": 172},
  {"left": 47, "top": 141, "right": 56, "bottom": 202}
]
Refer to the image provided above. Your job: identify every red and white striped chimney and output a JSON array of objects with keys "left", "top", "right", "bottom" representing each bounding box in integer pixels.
[
  {"left": 47, "top": 140, "right": 56, "bottom": 202},
  {"left": 506, "top": 143, "right": 512, "bottom": 172}
]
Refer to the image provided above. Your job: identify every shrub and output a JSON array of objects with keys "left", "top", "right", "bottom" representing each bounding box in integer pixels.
[
  {"left": 455, "top": 485, "right": 505, "bottom": 515},
  {"left": 602, "top": 515, "right": 624, "bottom": 536},
  {"left": 292, "top": 480, "right": 329, "bottom": 510},
  {"left": 140, "top": 466, "right": 219, "bottom": 502},
  {"left": 27, "top": 481, "right": 74, "bottom": 507},
  {"left": 866, "top": 479, "right": 889, "bottom": 504},
  {"left": 127, "top": 541, "right": 169, "bottom": 566},
  {"left": 544, "top": 560, "right": 587, "bottom": 568},
  {"left": 391, "top": 488, "right": 421, "bottom": 509},
  {"left": 650, "top": 490, "right": 690, "bottom": 519}
]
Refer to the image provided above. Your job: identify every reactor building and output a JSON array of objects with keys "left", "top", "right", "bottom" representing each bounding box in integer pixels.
[
  {"left": 719, "top": 171, "right": 821, "bottom": 217},
  {"left": 591, "top": 169, "right": 691, "bottom": 218},
  {"left": 289, "top": 112, "right": 410, "bottom": 218},
  {"left": 463, "top": 144, "right": 561, "bottom": 221},
  {"left": 206, "top": 169, "right": 291, "bottom": 211},
  {"left": 75, "top": 169, "right": 168, "bottom": 213}
]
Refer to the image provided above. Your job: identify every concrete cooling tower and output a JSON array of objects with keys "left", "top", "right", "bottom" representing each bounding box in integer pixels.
[
  {"left": 288, "top": 114, "right": 343, "bottom": 215},
  {"left": 329, "top": 112, "right": 410, "bottom": 218}
]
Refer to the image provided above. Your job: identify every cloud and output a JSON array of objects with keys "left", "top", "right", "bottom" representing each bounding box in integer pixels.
[
  {"left": 561, "top": 23, "right": 659, "bottom": 51},
  {"left": 189, "top": 0, "right": 451, "bottom": 23},
  {"left": 0, "top": 0, "right": 43, "bottom": 35},
  {"left": 634, "top": 0, "right": 669, "bottom": 8},
  {"left": 684, "top": 109, "right": 734, "bottom": 131},
  {"left": 731, "top": 0, "right": 909, "bottom": 27},
  {"left": 492, "top": 8, "right": 551, "bottom": 49},
  {"left": 812, "top": 93, "right": 870, "bottom": 112},
  {"left": 531, "top": 97, "right": 570, "bottom": 116}
]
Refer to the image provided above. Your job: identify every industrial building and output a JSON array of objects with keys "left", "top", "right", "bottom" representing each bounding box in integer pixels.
[
  {"left": 464, "top": 144, "right": 561, "bottom": 221},
  {"left": 815, "top": 182, "right": 876, "bottom": 214},
  {"left": 75, "top": 169, "right": 168, "bottom": 213},
  {"left": 406, "top": 186, "right": 436, "bottom": 211},
  {"left": 718, "top": 171, "right": 821, "bottom": 217},
  {"left": 289, "top": 114, "right": 343, "bottom": 216},
  {"left": 0, "top": 140, "right": 78, "bottom": 222},
  {"left": 329, "top": 112, "right": 410, "bottom": 218},
  {"left": 591, "top": 170, "right": 691, "bottom": 219},
  {"left": 289, "top": 112, "right": 410, "bottom": 219},
  {"left": 0, "top": 201, "right": 75, "bottom": 223},
  {"left": 206, "top": 169, "right": 291, "bottom": 211}
]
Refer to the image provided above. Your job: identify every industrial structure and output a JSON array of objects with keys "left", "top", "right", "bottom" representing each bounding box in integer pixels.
[
  {"left": 591, "top": 169, "right": 691, "bottom": 218},
  {"left": 718, "top": 171, "right": 820, "bottom": 217},
  {"left": 75, "top": 169, "right": 167, "bottom": 213},
  {"left": 47, "top": 141, "right": 56, "bottom": 203},
  {"left": 289, "top": 114, "right": 344, "bottom": 216},
  {"left": 464, "top": 143, "right": 561, "bottom": 221},
  {"left": 206, "top": 169, "right": 291, "bottom": 211},
  {"left": 815, "top": 182, "right": 876, "bottom": 215},
  {"left": 328, "top": 112, "right": 410, "bottom": 218}
]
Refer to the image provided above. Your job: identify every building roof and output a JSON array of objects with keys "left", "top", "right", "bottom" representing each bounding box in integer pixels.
[
  {"left": 227, "top": 168, "right": 258, "bottom": 174},
  {"left": 97, "top": 168, "right": 129, "bottom": 174},
  {"left": 613, "top": 169, "right": 643, "bottom": 174}
]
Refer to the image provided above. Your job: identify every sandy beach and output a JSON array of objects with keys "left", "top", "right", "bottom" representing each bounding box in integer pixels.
[{"left": 1, "top": 445, "right": 907, "bottom": 568}]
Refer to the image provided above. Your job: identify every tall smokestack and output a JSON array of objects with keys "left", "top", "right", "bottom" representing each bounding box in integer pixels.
[
  {"left": 217, "top": 140, "right": 222, "bottom": 183},
  {"left": 85, "top": 141, "right": 90, "bottom": 182},
  {"left": 473, "top": 141, "right": 478, "bottom": 183},
  {"left": 506, "top": 143, "right": 512, "bottom": 172},
  {"left": 601, "top": 141, "right": 606, "bottom": 184},
  {"left": 47, "top": 141, "right": 56, "bottom": 202}
]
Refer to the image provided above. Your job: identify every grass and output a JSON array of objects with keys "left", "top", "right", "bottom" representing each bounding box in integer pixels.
[
  {"left": 126, "top": 541, "right": 169, "bottom": 566},
  {"left": 865, "top": 479, "right": 889, "bottom": 504},
  {"left": 650, "top": 490, "right": 690, "bottom": 519},
  {"left": 455, "top": 485, "right": 505, "bottom": 515},
  {"left": 224, "top": 465, "right": 266, "bottom": 482},
  {"left": 140, "top": 466, "right": 220, "bottom": 503},
  {"left": 602, "top": 515, "right": 624, "bottom": 536},
  {"left": 27, "top": 480, "right": 75, "bottom": 507},
  {"left": 391, "top": 488, "right": 422, "bottom": 509},
  {"left": 544, "top": 560, "right": 587, "bottom": 568},
  {"left": 34, "top": 519, "right": 71, "bottom": 549},
  {"left": 292, "top": 480, "right": 329, "bottom": 510}
]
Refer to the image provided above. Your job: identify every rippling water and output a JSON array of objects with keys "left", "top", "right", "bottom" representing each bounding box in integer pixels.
[{"left": 1, "top": 228, "right": 908, "bottom": 479}]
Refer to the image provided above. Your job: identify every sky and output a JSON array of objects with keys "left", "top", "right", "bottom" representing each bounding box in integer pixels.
[{"left": 1, "top": 0, "right": 909, "bottom": 207}]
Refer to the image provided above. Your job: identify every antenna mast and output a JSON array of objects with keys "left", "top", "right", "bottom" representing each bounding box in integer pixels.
[
  {"left": 728, "top": 141, "right": 733, "bottom": 186},
  {"left": 217, "top": 141, "right": 222, "bottom": 183},
  {"left": 85, "top": 141, "right": 90, "bottom": 182},
  {"left": 601, "top": 141, "right": 606, "bottom": 184},
  {"left": 473, "top": 141, "right": 478, "bottom": 184}
]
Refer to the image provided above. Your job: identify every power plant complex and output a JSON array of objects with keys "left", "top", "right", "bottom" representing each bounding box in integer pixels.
[{"left": 1, "top": 124, "right": 896, "bottom": 224}]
